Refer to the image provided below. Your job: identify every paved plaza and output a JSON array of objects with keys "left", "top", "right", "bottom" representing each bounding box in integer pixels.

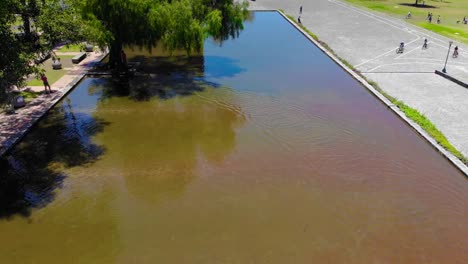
[{"left": 248, "top": 0, "right": 468, "bottom": 157}]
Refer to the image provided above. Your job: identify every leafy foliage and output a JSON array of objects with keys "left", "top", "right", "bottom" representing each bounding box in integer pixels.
[
  {"left": 81, "top": 0, "right": 249, "bottom": 66},
  {"left": 0, "top": 0, "right": 98, "bottom": 99},
  {"left": 0, "top": 0, "right": 34, "bottom": 100}
]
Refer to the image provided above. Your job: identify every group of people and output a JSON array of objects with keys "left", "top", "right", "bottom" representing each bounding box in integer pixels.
[
  {"left": 427, "top": 13, "right": 441, "bottom": 24},
  {"left": 397, "top": 39, "right": 459, "bottom": 58}
]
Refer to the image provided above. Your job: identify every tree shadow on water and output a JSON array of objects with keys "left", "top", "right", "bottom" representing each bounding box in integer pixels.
[
  {"left": 0, "top": 102, "right": 109, "bottom": 219},
  {"left": 97, "top": 54, "right": 245, "bottom": 102}
]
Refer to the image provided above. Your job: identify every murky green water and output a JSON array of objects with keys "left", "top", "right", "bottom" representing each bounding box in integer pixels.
[{"left": 1, "top": 12, "right": 467, "bottom": 263}]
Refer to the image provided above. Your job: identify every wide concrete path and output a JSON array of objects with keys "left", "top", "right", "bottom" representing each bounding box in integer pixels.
[
  {"left": 248, "top": 0, "right": 468, "bottom": 157},
  {"left": 0, "top": 49, "right": 106, "bottom": 156}
]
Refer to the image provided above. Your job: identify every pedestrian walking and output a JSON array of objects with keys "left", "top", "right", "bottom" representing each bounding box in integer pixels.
[
  {"left": 437, "top": 15, "right": 441, "bottom": 24},
  {"left": 300, "top": 6, "right": 302, "bottom": 14},
  {"left": 429, "top": 13, "right": 432, "bottom": 23},
  {"left": 41, "top": 73, "right": 52, "bottom": 94},
  {"left": 298, "top": 16, "right": 301, "bottom": 24},
  {"left": 453, "top": 46, "right": 459, "bottom": 58}
]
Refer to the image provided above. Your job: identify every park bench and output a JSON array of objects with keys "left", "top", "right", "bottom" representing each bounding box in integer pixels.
[
  {"left": 72, "top": 52, "right": 86, "bottom": 64},
  {"left": 52, "top": 58, "right": 62, "bottom": 69},
  {"left": 35, "top": 52, "right": 51, "bottom": 64},
  {"left": 85, "top": 44, "right": 94, "bottom": 52}
]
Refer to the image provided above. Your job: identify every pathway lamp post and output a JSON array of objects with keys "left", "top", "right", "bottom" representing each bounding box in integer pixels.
[{"left": 442, "top": 41, "right": 453, "bottom": 73}]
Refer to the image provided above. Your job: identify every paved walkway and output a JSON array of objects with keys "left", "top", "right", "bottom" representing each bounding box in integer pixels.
[
  {"left": 248, "top": 0, "right": 468, "bottom": 157},
  {"left": 0, "top": 49, "right": 107, "bottom": 156}
]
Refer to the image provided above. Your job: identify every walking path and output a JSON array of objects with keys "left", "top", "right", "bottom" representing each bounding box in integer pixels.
[
  {"left": 0, "top": 49, "right": 107, "bottom": 156},
  {"left": 248, "top": 0, "right": 468, "bottom": 157}
]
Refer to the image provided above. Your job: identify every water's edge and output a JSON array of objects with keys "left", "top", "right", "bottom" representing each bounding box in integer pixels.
[
  {"left": 273, "top": 10, "right": 468, "bottom": 177},
  {"left": 0, "top": 52, "right": 109, "bottom": 158}
]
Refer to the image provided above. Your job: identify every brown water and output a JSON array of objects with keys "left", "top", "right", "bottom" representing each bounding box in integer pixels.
[{"left": 1, "top": 12, "right": 467, "bottom": 263}]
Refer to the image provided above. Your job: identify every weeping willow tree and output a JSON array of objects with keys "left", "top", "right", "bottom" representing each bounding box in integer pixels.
[{"left": 81, "top": 0, "right": 249, "bottom": 69}]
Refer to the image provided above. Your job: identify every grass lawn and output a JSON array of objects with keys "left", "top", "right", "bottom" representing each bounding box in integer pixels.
[
  {"left": 345, "top": 0, "right": 468, "bottom": 43},
  {"left": 27, "top": 55, "right": 75, "bottom": 86},
  {"left": 58, "top": 43, "right": 85, "bottom": 52}
]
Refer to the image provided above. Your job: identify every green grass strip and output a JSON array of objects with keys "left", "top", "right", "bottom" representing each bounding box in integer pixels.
[
  {"left": 279, "top": 9, "right": 468, "bottom": 165},
  {"left": 58, "top": 43, "right": 85, "bottom": 52},
  {"left": 27, "top": 69, "right": 66, "bottom": 86}
]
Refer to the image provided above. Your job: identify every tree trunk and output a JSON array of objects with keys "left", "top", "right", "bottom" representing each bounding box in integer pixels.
[
  {"left": 21, "top": 14, "right": 31, "bottom": 40},
  {"left": 109, "top": 38, "right": 123, "bottom": 70}
]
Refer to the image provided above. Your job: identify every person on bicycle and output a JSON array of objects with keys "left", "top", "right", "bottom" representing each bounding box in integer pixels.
[
  {"left": 423, "top": 38, "right": 428, "bottom": 49},
  {"left": 396, "top": 42, "right": 404, "bottom": 53}
]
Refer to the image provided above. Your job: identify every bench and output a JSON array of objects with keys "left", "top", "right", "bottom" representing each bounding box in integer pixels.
[
  {"left": 85, "top": 44, "right": 94, "bottom": 52},
  {"left": 72, "top": 52, "right": 86, "bottom": 64},
  {"left": 52, "top": 59, "right": 62, "bottom": 70}
]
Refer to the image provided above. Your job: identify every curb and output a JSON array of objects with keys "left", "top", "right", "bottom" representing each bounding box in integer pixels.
[{"left": 276, "top": 10, "right": 468, "bottom": 177}]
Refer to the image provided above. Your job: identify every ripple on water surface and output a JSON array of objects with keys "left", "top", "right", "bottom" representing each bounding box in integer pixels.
[{"left": 0, "top": 11, "right": 467, "bottom": 263}]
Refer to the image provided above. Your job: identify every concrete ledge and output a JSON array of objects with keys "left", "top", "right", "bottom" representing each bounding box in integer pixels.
[
  {"left": 276, "top": 10, "right": 468, "bottom": 177},
  {"left": 435, "top": 70, "right": 468, "bottom": 89},
  {"left": 0, "top": 51, "right": 109, "bottom": 157}
]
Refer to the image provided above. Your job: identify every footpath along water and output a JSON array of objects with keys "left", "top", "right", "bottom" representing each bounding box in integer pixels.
[{"left": 0, "top": 12, "right": 467, "bottom": 263}]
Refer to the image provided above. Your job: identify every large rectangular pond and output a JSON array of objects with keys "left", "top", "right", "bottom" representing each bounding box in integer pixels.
[{"left": 1, "top": 12, "right": 467, "bottom": 263}]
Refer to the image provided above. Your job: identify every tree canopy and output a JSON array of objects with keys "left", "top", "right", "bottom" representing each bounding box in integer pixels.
[
  {"left": 0, "top": 0, "right": 249, "bottom": 99},
  {"left": 81, "top": 0, "right": 249, "bottom": 67},
  {"left": 1, "top": 0, "right": 95, "bottom": 99}
]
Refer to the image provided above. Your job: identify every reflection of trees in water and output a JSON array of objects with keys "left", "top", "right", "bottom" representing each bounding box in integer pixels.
[
  {"left": 0, "top": 102, "right": 108, "bottom": 219},
  {"left": 0, "top": 52, "right": 246, "bottom": 215},
  {"left": 93, "top": 77, "right": 245, "bottom": 203},
  {"left": 98, "top": 51, "right": 245, "bottom": 102}
]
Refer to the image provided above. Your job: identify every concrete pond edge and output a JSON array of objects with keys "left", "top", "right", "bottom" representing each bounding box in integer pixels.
[
  {"left": 274, "top": 10, "right": 468, "bottom": 177},
  {"left": 2, "top": 13, "right": 467, "bottom": 177},
  {"left": 0, "top": 52, "right": 109, "bottom": 158}
]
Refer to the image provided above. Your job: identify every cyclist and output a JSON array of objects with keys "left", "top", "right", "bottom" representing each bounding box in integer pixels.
[
  {"left": 422, "top": 38, "right": 428, "bottom": 49},
  {"left": 397, "top": 42, "right": 404, "bottom": 53}
]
